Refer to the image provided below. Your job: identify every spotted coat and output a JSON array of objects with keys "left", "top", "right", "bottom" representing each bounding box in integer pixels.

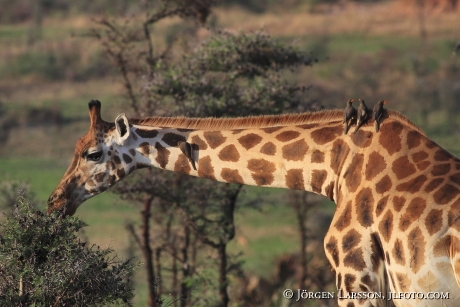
[{"left": 48, "top": 101, "right": 460, "bottom": 307}]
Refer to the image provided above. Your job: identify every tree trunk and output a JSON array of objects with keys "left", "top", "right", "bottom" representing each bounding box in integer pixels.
[
  {"left": 142, "top": 196, "right": 157, "bottom": 307},
  {"left": 180, "top": 226, "right": 190, "bottom": 307},
  {"left": 218, "top": 242, "right": 229, "bottom": 307}
]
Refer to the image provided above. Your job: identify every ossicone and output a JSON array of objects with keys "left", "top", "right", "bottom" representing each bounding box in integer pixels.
[{"left": 88, "top": 100, "right": 102, "bottom": 127}]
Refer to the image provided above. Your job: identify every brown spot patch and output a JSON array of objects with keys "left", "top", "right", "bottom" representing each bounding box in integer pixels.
[
  {"left": 310, "top": 125, "right": 342, "bottom": 145},
  {"left": 433, "top": 235, "right": 450, "bottom": 257},
  {"left": 198, "top": 156, "right": 216, "bottom": 180},
  {"left": 282, "top": 139, "right": 309, "bottom": 161},
  {"left": 275, "top": 130, "right": 300, "bottom": 142},
  {"left": 433, "top": 184, "right": 460, "bottom": 205},
  {"left": 135, "top": 128, "right": 158, "bottom": 138},
  {"left": 191, "top": 135, "right": 208, "bottom": 150},
  {"left": 450, "top": 173, "right": 460, "bottom": 185},
  {"left": 139, "top": 142, "right": 150, "bottom": 156},
  {"left": 330, "top": 140, "right": 350, "bottom": 174},
  {"left": 297, "top": 123, "right": 319, "bottom": 130},
  {"left": 311, "top": 169, "right": 327, "bottom": 193},
  {"left": 411, "top": 151, "right": 428, "bottom": 163},
  {"left": 393, "top": 196, "right": 406, "bottom": 212},
  {"left": 355, "top": 187, "right": 374, "bottom": 227},
  {"left": 376, "top": 175, "right": 392, "bottom": 194},
  {"left": 396, "top": 175, "right": 427, "bottom": 193},
  {"left": 155, "top": 142, "right": 170, "bottom": 168},
  {"left": 117, "top": 168, "right": 125, "bottom": 179},
  {"left": 174, "top": 154, "right": 191, "bottom": 174},
  {"left": 431, "top": 163, "right": 451, "bottom": 176},
  {"left": 425, "top": 178, "right": 444, "bottom": 193},
  {"left": 221, "top": 168, "right": 244, "bottom": 184},
  {"left": 325, "top": 236, "right": 340, "bottom": 267},
  {"left": 260, "top": 142, "right": 276, "bottom": 155},
  {"left": 351, "top": 130, "right": 373, "bottom": 148},
  {"left": 238, "top": 133, "right": 263, "bottom": 150},
  {"left": 434, "top": 149, "right": 452, "bottom": 162},
  {"left": 344, "top": 154, "right": 364, "bottom": 193},
  {"left": 408, "top": 227, "right": 426, "bottom": 274},
  {"left": 203, "top": 131, "right": 226, "bottom": 149},
  {"left": 95, "top": 172, "right": 105, "bottom": 183},
  {"left": 247, "top": 159, "right": 276, "bottom": 186},
  {"left": 448, "top": 199, "right": 460, "bottom": 231},
  {"left": 426, "top": 140, "right": 437, "bottom": 149},
  {"left": 375, "top": 195, "right": 389, "bottom": 217},
  {"left": 379, "top": 121, "right": 403, "bottom": 156},
  {"left": 392, "top": 239, "right": 406, "bottom": 265},
  {"left": 334, "top": 201, "right": 352, "bottom": 231},
  {"left": 113, "top": 155, "right": 121, "bottom": 165},
  {"left": 231, "top": 129, "right": 244, "bottom": 135},
  {"left": 344, "top": 274, "right": 357, "bottom": 293},
  {"left": 379, "top": 210, "right": 393, "bottom": 242},
  {"left": 162, "top": 132, "right": 186, "bottom": 147},
  {"left": 129, "top": 149, "right": 136, "bottom": 156},
  {"left": 311, "top": 150, "right": 325, "bottom": 163},
  {"left": 261, "top": 126, "right": 282, "bottom": 134},
  {"left": 365, "top": 151, "right": 386, "bottom": 181},
  {"left": 417, "top": 271, "right": 440, "bottom": 290},
  {"left": 343, "top": 249, "right": 366, "bottom": 271},
  {"left": 407, "top": 130, "right": 422, "bottom": 149},
  {"left": 285, "top": 169, "right": 305, "bottom": 190},
  {"left": 425, "top": 209, "right": 443, "bottom": 235},
  {"left": 392, "top": 156, "right": 416, "bottom": 179},
  {"left": 396, "top": 273, "right": 411, "bottom": 292},
  {"left": 218, "top": 144, "right": 240, "bottom": 162},
  {"left": 417, "top": 161, "right": 431, "bottom": 171},
  {"left": 342, "top": 229, "right": 362, "bottom": 253},
  {"left": 122, "top": 153, "right": 132, "bottom": 164},
  {"left": 325, "top": 181, "right": 335, "bottom": 200},
  {"left": 399, "top": 197, "right": 426, "bottom": 231}
]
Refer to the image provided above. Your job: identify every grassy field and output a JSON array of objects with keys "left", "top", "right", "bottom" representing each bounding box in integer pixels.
[{"left": 1, "top": 1, "right": 460, "bottom": 306}]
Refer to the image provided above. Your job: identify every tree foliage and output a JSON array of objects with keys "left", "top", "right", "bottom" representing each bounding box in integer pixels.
[
  {"left": 0, "top": 197, "right": 137, "bottom": 307},
  {"left": 147, "top": 31, "right": 318, "bottom": 117}
]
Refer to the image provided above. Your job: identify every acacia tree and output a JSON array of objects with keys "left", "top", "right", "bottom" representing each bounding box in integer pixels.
[{"left": 92, "top": 1, "right": 318, "bottom": 306}]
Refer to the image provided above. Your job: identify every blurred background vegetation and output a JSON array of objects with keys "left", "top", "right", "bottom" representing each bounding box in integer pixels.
[{"left": 0, "top": 0, "right": 459, "bottom": 306}]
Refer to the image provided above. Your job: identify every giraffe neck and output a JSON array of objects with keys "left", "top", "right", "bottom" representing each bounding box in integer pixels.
[{"left": 123, "top": 116, "right": 372, "bottom": 202}]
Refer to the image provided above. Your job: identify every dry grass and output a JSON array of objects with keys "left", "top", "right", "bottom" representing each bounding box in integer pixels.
[{"left": 214, "top": 2, "right": 460, "bottom": 38}]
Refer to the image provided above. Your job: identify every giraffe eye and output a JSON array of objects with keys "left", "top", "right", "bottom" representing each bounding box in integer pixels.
[{"left": 86, "top": 151, "right": 102, "bottom": 162}]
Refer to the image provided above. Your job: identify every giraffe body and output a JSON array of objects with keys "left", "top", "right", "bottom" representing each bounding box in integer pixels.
[{"left": 49, "top": 101, "right": 460, "bottom": 306}]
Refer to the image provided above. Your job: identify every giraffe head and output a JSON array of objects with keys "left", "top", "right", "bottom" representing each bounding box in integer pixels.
[{"left": 47, "top": 100, "right": 135, "bottom": 215}]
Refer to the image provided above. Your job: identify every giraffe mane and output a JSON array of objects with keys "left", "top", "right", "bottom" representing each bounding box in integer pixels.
[{"left": 129, "top": 109, "right": 425, "bottom": 135}]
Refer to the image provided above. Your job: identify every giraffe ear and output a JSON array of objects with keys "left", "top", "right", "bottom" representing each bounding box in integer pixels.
[{"left": 114, "top": 113, "right": 130, "bottom": 144}]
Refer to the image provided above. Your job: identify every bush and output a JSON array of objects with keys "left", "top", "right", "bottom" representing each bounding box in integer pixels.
[
  {"left": 0, "top": 197, "right": 137, "bottom": 307},
  {"left": 0, "top": 180, "right": 38, "bottom": 211}
]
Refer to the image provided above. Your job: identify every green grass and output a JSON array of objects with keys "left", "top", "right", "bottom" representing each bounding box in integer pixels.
[{"left": 0, "top": 25, "right": 29, "bottom": 43}]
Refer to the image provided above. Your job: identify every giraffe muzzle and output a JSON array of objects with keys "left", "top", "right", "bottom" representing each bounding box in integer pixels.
[{"left": 47, "top": 189, "right": 67, "bottom": 214}]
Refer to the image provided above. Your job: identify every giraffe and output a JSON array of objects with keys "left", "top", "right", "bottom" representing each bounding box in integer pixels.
[{"left": 48, "top": 100, "right": 460, "bottom": 307}]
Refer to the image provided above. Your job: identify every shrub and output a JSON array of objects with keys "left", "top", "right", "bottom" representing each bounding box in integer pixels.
[{"left": 0, "top": 197, "right": 137, "bottom": 307}]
